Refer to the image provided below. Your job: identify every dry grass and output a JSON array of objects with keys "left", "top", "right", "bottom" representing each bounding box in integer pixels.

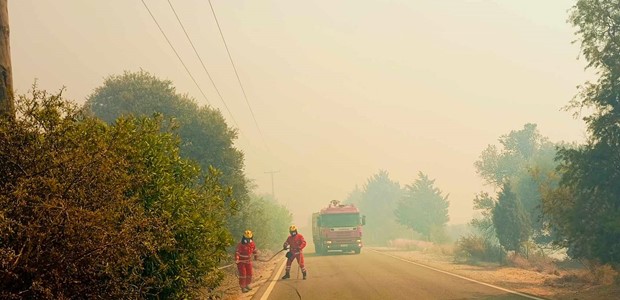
[
  {"left": 508, "top": 253, "right": 559, "bottom": 275},
  {"left": 588, "top": 264, "right": 618, "bottom": 285},
  {"left": 381, "top": 247, "right": 620, "bottom": 300},
  {"left": 388, "top": 238, "right": 434, "bottom": 251},
  {"left": 389, "top": 239, "right": 455, "bottom": 256}
]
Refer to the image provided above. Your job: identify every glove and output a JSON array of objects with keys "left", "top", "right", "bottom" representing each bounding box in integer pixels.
[
  {"left": 235, "top": 260, "right": 240, "bottom": 264},
  {"left": 283, "top": 245, "right": 288, "bottom": 250}
]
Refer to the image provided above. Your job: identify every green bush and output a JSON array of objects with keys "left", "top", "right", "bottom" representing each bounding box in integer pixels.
[
  {"left": 240, "top": 194, "right": 292, "bottom": 252},
  {"left": 0, "top": 86, "right": 232, "bottom": 299},
  {"left": 455, "top": 235, "right": 504, "bottom": 263}
]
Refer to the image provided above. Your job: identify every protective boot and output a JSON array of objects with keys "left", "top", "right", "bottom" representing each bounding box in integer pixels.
[
  {"left": 281, "top": 272, "right": 290, "bottom": 280},
  {"left": 302, "top": 271, "right": 307, "bottom": 280}
]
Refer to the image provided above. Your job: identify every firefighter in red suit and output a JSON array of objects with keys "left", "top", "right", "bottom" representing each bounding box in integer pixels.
[
  {"left": 282, "top": 225, "right": 307, "bottom": 280},
  {"left": 235, "top": 230, "right": 258, "bottom": 293}
]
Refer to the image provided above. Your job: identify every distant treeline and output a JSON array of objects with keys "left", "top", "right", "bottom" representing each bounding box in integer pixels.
[{"left": 344, "top": 0, "right": 620, "bottom": 271}]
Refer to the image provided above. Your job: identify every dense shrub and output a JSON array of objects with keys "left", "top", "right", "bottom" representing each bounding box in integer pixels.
[
  {"left": 0, "top": 86, "right": 232, "bottom": 299},
  {"left": 455, "top": 235, "right": 504, "bottom": 263},
  {"left": 84, "top": 70, "right": 250, "bottom": 237},
  {"left": 241, "top": 194, "right": 292, "bottom": 251}
]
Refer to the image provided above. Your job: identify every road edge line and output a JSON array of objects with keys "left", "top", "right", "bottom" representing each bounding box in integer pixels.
[
  {"left": 259, "top": 259, "right": 286, "bottom": 300},
  {"left": 369, "top": 249, "right": 547, "bottom": 300}
]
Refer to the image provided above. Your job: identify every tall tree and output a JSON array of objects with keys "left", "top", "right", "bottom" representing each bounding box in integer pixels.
[
  {"left": 474, "top": 123, "right": 558, "bottom": 244},
  {"left": 395, "top": 172, "right": 449, "bottom": 242},
  {"left": 242, "top": 193, "right": 292, "bottom": 251},
  {"left": 493, "top": 183, "right": 531, "bottom": 254},
  {"left": 546, "top": 0, "right": 620, "bottom": 265},
  {"left": 343, "top": 184, "right": 363, "bottom": 206},
  {"left": 475, "top": 123, "right": 546, "bottom": 187},
  {"left": 357, "top": 170, "right": 407, "bottom": 245},
  {"left": 84, "top": 70, "right": 250, "bottom": 234},
  {"left": 470, "top": 191, "right": 497, "bottom": 240}
]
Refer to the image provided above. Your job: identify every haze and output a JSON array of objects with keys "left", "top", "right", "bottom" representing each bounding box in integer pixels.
[{"left": 11, "top": 0, "right": 588, "bottom": 226}]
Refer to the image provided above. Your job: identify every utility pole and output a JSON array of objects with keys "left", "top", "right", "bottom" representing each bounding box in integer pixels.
[
  {"left": 0, "top": 0, "right": 13, "bottom": 120},
  {"left": 264, "top": 170, "right": 280, "bottom": 200}
]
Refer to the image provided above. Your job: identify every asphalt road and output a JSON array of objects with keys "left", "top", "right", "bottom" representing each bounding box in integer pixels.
[{"left": 252, "top": 248, "right": 544, "bottom": 300}]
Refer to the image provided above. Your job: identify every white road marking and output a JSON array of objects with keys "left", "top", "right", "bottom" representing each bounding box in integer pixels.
[
  {"left": 259, "top": 260, "right": 286, "bottom": 300},
  {"left": 370, "top": 249, "right": 547, "bottom": 300}
]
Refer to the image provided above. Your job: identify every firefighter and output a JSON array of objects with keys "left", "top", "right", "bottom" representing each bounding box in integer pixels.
[
  {"left": 281, "top": 225, "right": 307, "bottom": 280},
  {"left": 235, "top": 230, "right": 258, "bottom": 293}
]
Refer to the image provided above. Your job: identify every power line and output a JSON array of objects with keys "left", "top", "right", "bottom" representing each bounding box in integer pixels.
[
  {"left": 207, "top": 0, "right": 270, "bottom": 153},
  {"left": 140, "top": 0, "right": 212, "bottom": 106},
  {"left": 166, "top": 0, "right": 240, "bottom": 130}
]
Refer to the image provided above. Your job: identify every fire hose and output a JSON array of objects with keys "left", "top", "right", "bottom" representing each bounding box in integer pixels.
[
  {"left": 218, "top": 248, "right": 287, "bottom": 270},
  {"left": 257, "top": 248, "right": 287, "bottom": 262}
]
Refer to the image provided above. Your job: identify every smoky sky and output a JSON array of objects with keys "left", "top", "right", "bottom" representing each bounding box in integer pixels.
[{"left": 11, "top": 0, "right": 588, "bottom": 226}]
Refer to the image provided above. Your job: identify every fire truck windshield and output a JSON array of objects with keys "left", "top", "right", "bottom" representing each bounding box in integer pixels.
[{"left": 321, "top": 214, "right": 360, "bottom": 227}]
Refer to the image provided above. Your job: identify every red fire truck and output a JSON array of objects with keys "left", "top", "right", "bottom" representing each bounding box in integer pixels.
[{"left": 312, "top": 200, "right": 365, "bottom": 255}]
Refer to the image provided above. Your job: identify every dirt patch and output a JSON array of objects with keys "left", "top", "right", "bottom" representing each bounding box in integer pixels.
[{"left": 373, "top": 247, "right": 618, "bottom": 300}]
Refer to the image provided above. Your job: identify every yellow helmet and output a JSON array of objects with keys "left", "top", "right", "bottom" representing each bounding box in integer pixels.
[
  {"left": 289, "top": 225, "right": 297, "bottom": 232},
  {"left": 244, "top": 230, "right": 253, "bottom": 239}
]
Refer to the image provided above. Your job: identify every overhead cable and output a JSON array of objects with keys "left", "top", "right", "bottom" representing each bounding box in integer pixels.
[
  {"left": 207, "top": 0, "right": 270, "bottom": 153},
  {"left": 166, "top": 0, "right": 240, "bottom": 129},
  {"left": 140, "top": 0, "right": 212, "bottom": 106}
]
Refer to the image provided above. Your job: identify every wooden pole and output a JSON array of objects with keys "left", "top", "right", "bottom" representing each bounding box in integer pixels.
[
  {"left": 264, "top": 170, "right": 280, "bottom": 200},
  {"left": 0, "top": 0, "right": 13, "bottom": 120}
]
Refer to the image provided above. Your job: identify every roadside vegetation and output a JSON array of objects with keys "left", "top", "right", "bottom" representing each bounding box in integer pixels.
[
  {"left": 458, "top": 0, "right": 620, "bottom": 285},
  {"left": 1, "top": 0, "right": 620, "bottom": 299},
  {"left": 343, "top": 0, "right": 620, "bottom": 295},
  {"left": 0, "top": 72, "right": 292, "bottom": 299}
]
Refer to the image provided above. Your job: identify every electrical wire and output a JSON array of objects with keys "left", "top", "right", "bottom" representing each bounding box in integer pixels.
[
  {"left": 207, "top": 0, "right": 270, "bottom": 153},
  {"left": 140, "top": 0, "right": 212, "bottom": 106},
  {"left": 166, "top": 0, "right": 240, "bottom": 129}
]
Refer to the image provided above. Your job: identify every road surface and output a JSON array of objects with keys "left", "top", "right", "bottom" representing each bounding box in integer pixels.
[{"left": 252, "top": 248, "right": 544, "bottom": 300}]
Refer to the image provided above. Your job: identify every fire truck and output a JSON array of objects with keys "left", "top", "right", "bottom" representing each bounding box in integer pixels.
[{"left": 312, "top": 200, "right": 365, "bottom": 255}]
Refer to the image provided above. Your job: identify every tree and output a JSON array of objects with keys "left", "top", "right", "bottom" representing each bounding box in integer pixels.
[
  {"left": 395, "top": 172, "right": 449, "bottom": 242},
  {"left": 470, "top": 191, "right": 497, "bottom": 240},
  {"left": 357, "top": 170, "right": 408, "bottom": 245},
  {"left": 475, "top": 123, "right": 547, "bottom": 187},
  {"left": 0, "top": 86, "right": 233, "bottom": 298},
  {"left": 84, "top": 70, "right": 249, "bottom": 234},
  {"left": 543, "top": 0, "right": 620, "bottom": 266},
  {"left": 493, "top": 183, "right": 531, "bottom": 254},
  {"left": 241, "top": 193, "right": 292, "bottom": 251},
  {"left": 0, "top": 87, "right": 151, "bottom": 298},
  {"left": 343, "top": 185, "right": 363, "bottom": 206},
  {"left": 124, "top": 118, "right": 233, "bottom": 299},
  {"left": 474, "top": 123, "right": 558, "bottom": 244}
]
